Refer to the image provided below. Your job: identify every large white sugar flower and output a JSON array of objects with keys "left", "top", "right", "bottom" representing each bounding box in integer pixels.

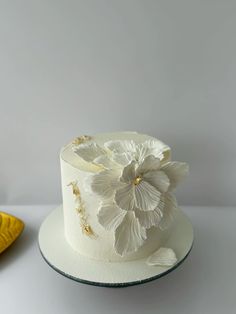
[
  {"left": 74, "top": 138, "right": 189, "bottom": 256},
  {"left": 94, "top": 156, "right": 187, "bottom": 255}
]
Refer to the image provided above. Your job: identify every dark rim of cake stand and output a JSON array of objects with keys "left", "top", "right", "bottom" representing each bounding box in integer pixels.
[{"left": 38, "top": 240, "right": 193, "bottom": 288}]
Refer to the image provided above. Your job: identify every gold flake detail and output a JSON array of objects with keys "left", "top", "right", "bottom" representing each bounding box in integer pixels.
[
  {"left": 72, "top": 135, "right": 92, "bottom": 146},
  {"left": 68, "top": 181, "right": 96, "bottom": 238},
  {"left": 133, "top": 175, "right": 142, "bottom": 185}
]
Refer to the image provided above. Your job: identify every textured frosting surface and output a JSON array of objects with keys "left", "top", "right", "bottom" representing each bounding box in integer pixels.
[{"left": 60, "top": 132, "right": 173, "bottom": 262}]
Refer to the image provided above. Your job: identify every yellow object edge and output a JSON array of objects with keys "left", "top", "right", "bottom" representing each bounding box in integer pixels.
[{"left": 0, "top": 212, "right": 25, "bottom": 254}]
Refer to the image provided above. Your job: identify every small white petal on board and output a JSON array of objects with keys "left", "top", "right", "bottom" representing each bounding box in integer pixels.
[{"left": 146, "top": 247, "right": 177, "bottom": 266}]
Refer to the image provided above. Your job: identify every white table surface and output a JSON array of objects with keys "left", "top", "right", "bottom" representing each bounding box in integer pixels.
[{"left": 0, "top": 206, "right": 235, "bottom": 314}]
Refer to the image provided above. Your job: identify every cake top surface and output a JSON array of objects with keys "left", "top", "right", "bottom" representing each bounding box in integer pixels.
[{"left": 61, "top": 131, "right": 170, "bottom": 172}]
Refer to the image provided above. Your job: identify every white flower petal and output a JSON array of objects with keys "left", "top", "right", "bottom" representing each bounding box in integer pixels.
[
  {"left": 135, "top": 200, "right": 164, "bottom": 229},
  {"left": 104, "top": 140, "right": 136, "bottom": 154},
  {"left": 137, "top": 155, "right": 160, "bottom": 174},
  {"left": 136, "top": 139, "right": 170, "bottom": 162},
  {"left": 134, "top": 180, "right": 161, "bottom": 211},
  {"left": 73, "top": 142, "right": 106, "bottom": 162},
  {"left": 90, "top": 169, "right": 121, "bottom": 199},
  {"left": 161, "top": 162, "right": 189, "bottom": 190},
  {"left": 112, "top": 152, "right": 133, "bottom": 166},
  {"left": 93, "top": 155, "right": 118, "bottom": 169},
  {"left": 143, "top": 170, "right": 170, "bottom": 193},
  {"left": 161, "top": 150, "right": 171, "bottom": 164},
  {"left": 115, "top": 183, "right": 135, "bottom": 211},
  {"left": 97, "top": 204, "right": 126, "bottom": 230},
  {"left": 120, "top": 160, "right": 136, "bottom": 183},
  {"left": 115, "top": 211, "right": 147, "bottom": 256},
  {"left": 146, "top": 247, "right": 177, "bottom": 266},
  {"left": 159, "top": 193, "right": 178, "bottom": 230}
]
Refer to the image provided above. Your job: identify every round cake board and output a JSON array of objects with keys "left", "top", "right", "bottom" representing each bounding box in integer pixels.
[{"left": 38, "top": 206, "right": 193, "bottom": 288}]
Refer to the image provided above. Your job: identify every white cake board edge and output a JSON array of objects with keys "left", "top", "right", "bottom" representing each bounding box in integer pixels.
[{"left": 38, "top": 206, "right": 193, "bottom": 288}]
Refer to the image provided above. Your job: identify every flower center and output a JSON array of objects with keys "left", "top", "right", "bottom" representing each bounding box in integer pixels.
[{"left": 133, "top": 175, "right": 142, "bottom": 185}]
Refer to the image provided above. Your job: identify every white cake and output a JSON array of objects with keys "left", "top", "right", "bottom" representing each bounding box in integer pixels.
[{"left": 60, "top": 131, "right": 188, "bottom": 264}]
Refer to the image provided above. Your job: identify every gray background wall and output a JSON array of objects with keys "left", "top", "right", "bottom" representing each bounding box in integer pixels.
[{"left": 0, "top": 0, "right": 235, "bottom": 206}]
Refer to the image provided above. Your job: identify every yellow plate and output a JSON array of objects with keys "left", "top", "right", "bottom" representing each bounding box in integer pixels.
[{"left": 0, "top": 212, "right": 24, "bottom": 254}]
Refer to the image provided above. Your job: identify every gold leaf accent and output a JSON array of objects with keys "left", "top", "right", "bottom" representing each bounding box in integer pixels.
[
  {"left": 72, "top": 135, "right": 92, "bottom": 146},
  {"left": 82, "top": 224, "right": 94, "bottom": 236},
  {"left": 133, "top": 175, "right": 142, "bottom": 185},
  {"left": 67, "top": 181, "right": 81, "bottom": 197},
  {"left": 68, "top": 181, "right": 96, "bottom": 238},
  {"left": 0, "top": 212, "right": 24, "bottom": 254}
]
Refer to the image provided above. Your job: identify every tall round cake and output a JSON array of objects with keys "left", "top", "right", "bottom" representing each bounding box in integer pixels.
[{"left": 60, "top": 131, "right": 188, "bottom": 263}]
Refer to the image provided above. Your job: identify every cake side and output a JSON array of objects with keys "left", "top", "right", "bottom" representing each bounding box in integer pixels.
[{"left": 60, "top": 131, "right": 188, "bottom": 263}]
